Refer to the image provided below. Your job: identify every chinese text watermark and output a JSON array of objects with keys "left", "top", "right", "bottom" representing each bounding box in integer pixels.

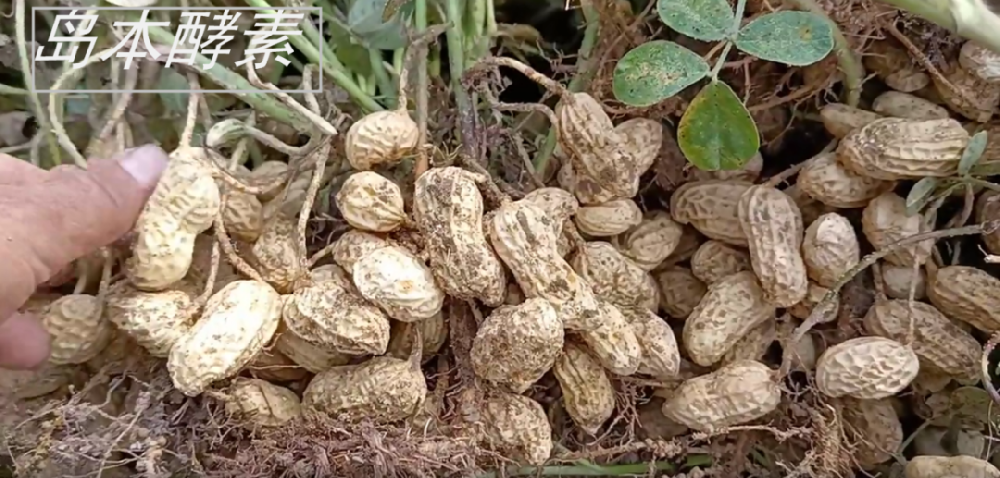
[{"left": 31, "top": 7, "right": 323, "bottom": 93}]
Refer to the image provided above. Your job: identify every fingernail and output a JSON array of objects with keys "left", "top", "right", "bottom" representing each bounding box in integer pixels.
[{"left": 116, "top": 144, "right": 169, "bottom": 188}]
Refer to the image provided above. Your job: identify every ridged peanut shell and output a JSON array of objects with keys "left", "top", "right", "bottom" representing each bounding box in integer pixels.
[
  {"left": 864, "top": 40, "right": 929, "bottom": 92},
  {"left": 221, "top": 187, "right": 264, "bottom": 243},
  {"left": 251, "top": 214, "right": 306, "bottom": 293},
  {"left": 570, "top": 242, "right": 657, "bottom": 312},
  {"left": 471, "top": 298, "right": 563, "bottom": 392},
  {"left": 976, "top": 191, "right": 1000, "bottom": 255},
  {"left": 331, "top": 229, "right": 391, "bottom": 272},
  {"left": 577, "top": 301, "right": 642, "bottom": 376},
  {"left": 574, "top": 198, "right": 642, "bottom": 237},
  {"left": 224, "top": 377, "right": 302, "bottom": 427},
  {"left": 612, "top": 210, "right": 684, "bottom": 270},
  {"left": 661, "top": 360, "right": 780, "bottom": 432},
  {"left": 282, "top": 279, "right": 391, "bottom": 355},
  {"left": 905, "top": 455, "right": 1000, "bottom": 478},
  {"left": 552, "top": 342, "right": 615, "bottom": 434},
  {"left": 246, "top": 348, "right": 309, "bottom": 382},
  {"left": 837, "top": 117, "right": 969, "bottom": 180},
  {"left": 721, "top": 319, "right": 776, "bottom": 365},
  {"left": 556, "top": 92, "right": 635, "bottom": 197},
  {"left": 413, "top": 167, "right": 507, "bottom": 306},
  {"left": 309, "top": 263, "right": 354, "bottom": 290},
  {"left": 336, "top": 171, "right": 408, "bottom": 232},
  {"left": 960, "top": 41, "right": 1000, "bottom": 82},
  {"left": 352, "top": 245, "right": 446, "bottom": 322},
  {"left": 737, "top": 184, "right": 809, "bottom": 307},
  {"left": 934, "top": 62, "right": 1000, "bottom": 122},
  {"left": 864, "top": 299, "right": 980, "bottom": 381},
  {"left": 815, "top": 336, "right": 919, "bottom": 399},
  {"left": 802, "top": 212, "right": 859, "bottom": 288},
  {"left": 619, "top": 307, "right": 680, "bottom": 378},
  {"left": 105, "top": 285, "right": 193, "bottom": 357},
  {"left": 386, "top": 311, "right": 448, "bottom": 363},
  {"left": 556, "top": 159, "right": 616, "bottom": 206},
  {"left": 880, "top": 263, "right": 927, "bottom": 300},
  {"left": 819, "top": 103, "right": 884, "bottom": 138},
  {"left": 274, "top": 327, "right": 352, "bottom": 373},
  {"left": 655, "top": 267, "right": 706, "bottom": 319},
  {"left": 488, "top": 200, "right": 602, "bottom": 331},
  {"left": 682, "top": 271, "right": 776, "bottom": 367},
  {"left": 690, "top": 240, "right": 751, "bottom": 285},
  {"left": 670, "top": 180, "right": 752, "bottom": 246},
  {"left": 167, "top": 280, "right": 282, "bottom": 396},
  {"left": 345, "top": 110, "right": 420, "bottom": 170},
  {"left": 798, "top": 151, "right": 896, "bottom": 208},
  {"left": 873, "top": 91, "right": 950, "bottom": 120},
  {"left": 303, "top": 355, "right": 427, "bottom": 423},
  {"left": 838, "top": 396, "right": 903, "bottom": 467},
  {"left": 522, "top": 186, "right": 579, "bottom": 224},
  {"left": 787, "top": 282, "right": 839, "bottom": 324},
  {"left": 478, "top": 391, "right": 553, "bottom": 466},
  {"left": 927, "top": 265, "right": 1000, "bottom": 332},
  {"left": 42, "top": 294, "right": 113, "bottom": 365},
  {"left": 862, "top": 192, "right": 934, "bottom": 267},
  {"left": 616, "top": 117, "right": 662, "bottom": 176}
]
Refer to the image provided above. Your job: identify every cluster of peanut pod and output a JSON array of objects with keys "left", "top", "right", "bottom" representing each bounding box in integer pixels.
[{"left": 11, "top": 38, "right": 1000, "bottom": 476}]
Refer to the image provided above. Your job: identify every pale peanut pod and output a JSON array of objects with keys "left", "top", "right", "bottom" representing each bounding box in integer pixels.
[
  {"left": 682, "top": 271, "right": 776, "bottom": 367},
  {"left": 787, "top": 282, "right": 839, "bottom": 324},
  {"left": 488, "top": 200, "right": 602, "bottom": 331},
  {"left": 249, "top": 160, "right": 290, "bottom": 203},
  {"left": 801, "top": 212, "right": 859, "bottom": 288},
  {"left": 477, "top": 391, "right": 553, "bottom": 466},
  {"left": 521, "top": 186, "right": 580, "bottom": 224},
  {"left": 837, "top": 117, "right": 970, "bottom": 180},
  {"left": 261, "top": 167, "right": 315, "bottom": 221},
  {"left": 976, "top": 191, "right": 1000, "bottom": 255},
  {"left": 309, "top": 263, "right": 354, "bottom": 291},
  {"left": 880, "top": 263, "right": 927, "bottom": 300},
  {"left": 658, "top": 225, "right": 703, "bottom": 269},
  {"left": 345, "top": 110, "right": 420, "bottom": 170},
  {"left": 778, "top": 320, "right": 820, "bottom": 371},
  {"left": 721, "top": 318, "right": 776, "bottom": 366},
  {"left": 0, "top": 364, "right": 88, "bottom": 400},
  {"left": 797, "top": 151, "right": 896, "bottom": 209},
  {"left": 556, "top": 92, "right": 636, "bottom": 197},
  {"left": 934, "top": 62, "right": 1000, "bottom": 122},
  {"left": 619, "top": 307, "right": 680, "bottom": 378},
  {"left": 837, "top": 396, "right": 903, "bottom": 468},
  {"left": 655, "top": 267, "right": 707, "bottom": 320},
  {"left": 905, "top": 455, "right": 1000, "bottom": 478},
  {"left": 557, "top": 159, "right": 616, "bottom": 206},
  {"left": 574, "top": 198, "right": 643, "bottom": 237},
  {"left": 413, "top": 167, "right": 507, "bottom": 306},
  {"left": 552, "top": 341, "right": 615, "bottom": 434},
  {"left": 872, "top": 91, "right": 951, "bottom": 120},
  {"left": 611, "top": 210, "right": 683, "bottom": 271},
  {"left": 577, "top": 301, "right": 642, "bottom": 376},
  {"left": 331, "top": 229, "right": 391, "bottom": 272},
  {"left": 911, "top": 364, "right": 953, "bottom": 395},
  {"left": 687, "top": 151, "right": 763, "bottom": 183},
  {"left": 913, "top": 426, "right": 986, "bottom": 458},
  {"left": 251, "top": 214, "right": 306, "bottom": 294},
  {"left": 960, "top": 41, "right": 1000, "bottom": 82},
  {"left": 221, "top": 187, "right": 265, "bottom": 243},
  {"left": 283, "top": 279, "right": 391, "bottom": 355},
  {"left": 670, "top": 180, "right": 752, "bottom": 247},
  {"left": 302, "top": 355, "right": 427, "bottom": 423},
  {"left": 352, "top": 245, "right": 446, "bottom": 322},
  {"left": 570, "top": 242, "right": 657, "bottom": 312},
  {"left": 815, "top": 336, "right": 920, "bottom": 399},
  {"left": 187, "top": 233, "right": 240, "bottom": 293},
  {"left": 862, "top": 192, "right": 935, "bottom": 267},
  {"left": 819, "top": 103, "right": 884, "bottom": 138},
  {"left": 783, "top": 183, "right": 836, "bottom": 227},
  {"left": 128, "top": 146, "right": 223, "bottom": 291},
  {"left": 557, "top": 220, "right": 579, "bottom": 258},
  {"left": 246, "top": 348, "right": 309, "bottom": 382},
  {"left": 864, "top": 299, "right": 980, "bottom": 381},
  {"left": 471, "top": 299, "right": 563, "bottom": 392},
  {"left": 661, "top": 360, "right": 780, "bottom": 432},
  {"left": 927, "top": 265, "right": 1000, "bottom": 332},
  {"left": 336, "top": 171, "right": 408, "bottom": 232},
  {"left": 638, "top": 272, "right": 661, "bottom": 313},
  {"left": 224, "top": 377, "right": 302, "bottom": 427},
  {"left": 42, "top": 294, "right": 113, "bottom": 365},
  {"left": 615, "top": 117, "right": 662, "bottom": 177},
  {"left": 386, "top": 312, "right": 448, "bottom": 364},
  {"left": 273, "top": 327, "right": 352, "bottom": 373},
  {"left": 105, "top": 285, "right": 193, "bottom": 357},
  {"left": 167, "top": 280, "right": 283, "bottom": 396},
  {"left": 737, "top": 184, "right": 809, "bottom": 307},
  {"left": 689, "top": 240, "right": 751, "bottom": 285},
  {"left": 864, "top": 40, "right": 930, "bottom": 92}
]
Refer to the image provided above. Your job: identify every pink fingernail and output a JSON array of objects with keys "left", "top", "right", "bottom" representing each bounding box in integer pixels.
[{"left": 117, "top": 144, "right": 169, "bottom": 188}]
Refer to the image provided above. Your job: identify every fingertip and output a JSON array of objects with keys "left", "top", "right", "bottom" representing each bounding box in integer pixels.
[
  {"left": 0, "top": 312, "right": 51, "bottom": 370},
  {"left": 112, "top": 144, "right": 169, "bottom": 190}
]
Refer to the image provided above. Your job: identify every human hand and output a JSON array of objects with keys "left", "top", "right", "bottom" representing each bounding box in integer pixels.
[{"left": 0, "top": 145, "right": 168, "bottom": 370}]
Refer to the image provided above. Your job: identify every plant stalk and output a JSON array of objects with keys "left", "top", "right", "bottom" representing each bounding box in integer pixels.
[{"left": 15, "top": 0, "right": 60, "bottom": 166}]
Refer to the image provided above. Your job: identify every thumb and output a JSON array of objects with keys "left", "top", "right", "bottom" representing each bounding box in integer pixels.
[{"left": 0, "top": 145, "right": 168, "bottom": 318}]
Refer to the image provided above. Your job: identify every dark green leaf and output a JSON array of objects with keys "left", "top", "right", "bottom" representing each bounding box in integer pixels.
[
  {"left": 612, "top": 41, "right": 710, "bottom": 107},
  {"left": 959, "top": 130, "right": 988, "bottom": 176},
  {"left": 656, "top": 0, "right": 734, "bottom": 42},
  {"left": 735, "top": 11, "right": 835, "bottom": 66},
  {"left": 677, "top": 81, "right": 759, "bottom": 171},
  {"left": 905, "top": 177, "right": 939, "bottom": 216},
  {"left": 346, "top": 0, "right": 410, "bottom": 50}
]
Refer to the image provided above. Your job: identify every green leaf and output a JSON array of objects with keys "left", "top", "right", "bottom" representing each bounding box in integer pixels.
[
  {"left": 677, "top": 81, "right": 759, "bottom": 171},
  {"left": 656, "top": 0, "right": 734, "bottom": 42},
  {"left": 735, "top": 11, "right": 835, "bottom": 66},
  {"left": 612, "top": 41, "right": 710, "bottom": 107},
  {"left": 347, "top": 0, "right": 410, "bottom": 50},
  {"left": 156, "top": 68, "right": 190, "bottom": 114},
  {"left": 905, "top": 177, "right": 940, "bottom": 216},
  {"left": 959, "top": 130, "right": 988, "bottom": 176}
]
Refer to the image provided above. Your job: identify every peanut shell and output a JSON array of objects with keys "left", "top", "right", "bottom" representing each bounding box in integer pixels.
[
  {"left": 960, "top": 41, "right": 1000, "bottom": 82},
  {"left": 105, "top": 285, "right": 193, "bottom": 357},
  {"left": 345, "top": 110, "right": 420, "bottom": 170},
  {"left": 690, "top": 240, "right": 751, "bottom": 285},
  {"left": 801, "top": 212, "right": 859, "bottom": 288},
  {"left": 819, "top": 104, "right": 884, "bottom": 138},
  {"left": 552, "top": 341, "right": 615, "bottom": 434},
  {"left": 42, "top": 294, "right": 113, "bottom": 365},
  {"left": 682, "top": 271, "right": 776, "bottom": 367},
  {"left": 927, "top": 265, "right": 1000, "bottom": 332},
  {"left": 655, "top": 267, "right": 706, "bottom": 319},
  {"left": 570, "top": 242, "right": 657, "bottom": 312},
  {"left": 251, "top": 214, "right": 306, "bottom": 293},
  {"left": 478, "top": 391, "right": 553, "bottom": 466},
  {"left": 815, "top": 336, "right": 919, "bottom": 399},
  {"left": 737, "top": 184, "right": 809, "bottom": 307},
  {"left": 862, "top": 192, "right": 934, "bottom": 267},
  {"left": 619, "top": 307, "right": 680, "bottom": 378},
  {"left": 577, "top": 301, "right": 642, "bottom": 376},
  {"left": 283, "top": 279, "right": 391, "bottom": 355},
  {"left": 661, "top": 360, "right": 780, "bottom": 432},
  {"left": 880, "top": 263, "right": 927, "bottom": 300},
  {"left": 934, "top": 61, "right": 1000, "bottom": 122},
  {"left": 838, "top": 396, "right": 903, "bottom": 468},
  {"left": 904, "top": 455, "right": 1000, "bottom": 478},
  {"left": 352, "top": 245, "right": 446, "bottom": 322},
  {"left": 224, "top": 377, "right": 302, "bottom": 427},
  {"left": 274, "top": 327, "right": 352, "bottom": 373},
  {"left": 302, "top": 355, "right": 427, "bottom": 423},
  {"left": 873, "top": 91, "right": 950, "bottom": 120},
  {"left": 612, "top": 210, "right": 683, "bottom": 270},
  {"left": 331, "top": 229, "right": 391, "bottom": 272},
  {"left": 670, "top": 180, "right": 752, "bottom": 247},
  {"left": 574, "top": 198, "right": 643, "bottom": 237},
  {"left": 336, "top": 171, "right": 408, "bottom": 232},
  {"left": 837, "top": 117, "right": 970, "bottom": 180},
  {"left": 797, "top": 151, "right": 895, "bottom": 209},
  {"left": 471, "top": 299, "right": 563, "bottom": 392}
]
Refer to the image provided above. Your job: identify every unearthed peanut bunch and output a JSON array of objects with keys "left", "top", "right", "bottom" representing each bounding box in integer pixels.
[{"left": 611, "top": 0, "right": 834, "bottom": 171}]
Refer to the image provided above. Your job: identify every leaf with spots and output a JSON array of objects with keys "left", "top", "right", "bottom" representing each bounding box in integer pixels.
[
  {"left": 958, "top": 130, "right": 988, "bottom": 176},
  {"left": 735, "top": 11, "right": 834, "bottom": 66},
  {"left": 677, "top": 81, "right": 759, "bottom": 171},
  {"left": 656, "top": 0, "right": 734, "bottom": 42},
  {"left": 612, "top": 41, "right": 710, "bottom": 107}
]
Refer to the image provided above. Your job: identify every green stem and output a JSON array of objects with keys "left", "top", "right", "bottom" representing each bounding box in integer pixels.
[
  {"left": 787, "top": 0, "right": 864, "bottom": 107},
  {"left": 532, "top": 0, "right": 600, "bottom": 173},
  {"left": 369, "top": 49, "right": 396, "bottom": 108},
  {"left": 0, "top": 84, "right": 28, "bottom": 95},
  {"left": 446, "top": 0, "right": 471, "bottom": 114},
  {"left": 415, "top": 0, "right": 428, "bottom": 139},
  {"left": 15, "top": 0, "right": 60, "bottom": 167},
  {"left": 710, "top": 42, "right": 734, "bottom": 80}
]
